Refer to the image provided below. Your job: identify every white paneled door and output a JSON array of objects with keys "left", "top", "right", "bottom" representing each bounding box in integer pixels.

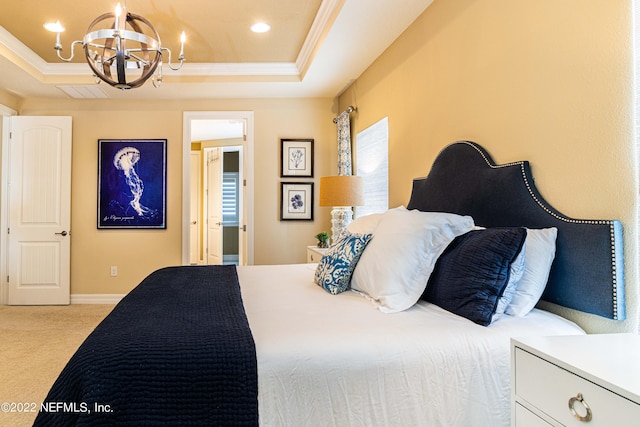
[
  {"left": 8, "top": 116, "right": 72, "bottom": 305},
  {"left": 189, "top": 151, "right": 201, "bottom": 264},
  {"left": 206, "top": 148, "right": 223, "bottom": 265}
]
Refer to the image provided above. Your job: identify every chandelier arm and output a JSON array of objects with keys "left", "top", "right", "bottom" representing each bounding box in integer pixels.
[
  {"left": 127, "top": 53, "right": 151, "bottom": 66},
  {"left": 55, "top": 40, "right": 85, "bottom": 62},
  {"left": 161, "top": 47, "right": 184, "bottom": 71},
  {"left": 85, "top": 42, "right": 115, "bottom": 52}
]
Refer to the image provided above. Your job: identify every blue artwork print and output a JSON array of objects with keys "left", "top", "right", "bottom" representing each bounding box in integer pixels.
[
  {"left": 98, "top": 139, "right": 167, "bottom": 229},
  {"left": 290, "top": 193, "right": 304, "bottom": 210},
  {"left": 289, "top": 190, "right": 307, "bottom": 213}
]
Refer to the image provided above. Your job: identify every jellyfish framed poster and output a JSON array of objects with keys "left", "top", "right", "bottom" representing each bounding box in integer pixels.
[
  {"left": 98, "top": 139, "right": 167, "bottom": 229},
  {"left": 280, "top": 138, "right": 313, "bottom": 177},
  {"left": 280, "top": 182, "right": 313, "bottom": 221}
]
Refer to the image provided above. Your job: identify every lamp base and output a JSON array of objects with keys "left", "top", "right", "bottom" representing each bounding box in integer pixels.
[{"left": 330, "top": 207, "right": 353, "bottom": 244}]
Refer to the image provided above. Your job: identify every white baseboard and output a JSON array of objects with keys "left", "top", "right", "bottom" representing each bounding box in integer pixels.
[{"left": 71, "top": 294, "right": 125, "bottom": 304}]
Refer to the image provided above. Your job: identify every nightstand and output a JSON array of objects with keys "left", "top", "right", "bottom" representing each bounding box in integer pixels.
[
  {"left": 511, "top": 333, "right": 640, "bottom": 426},
  {"left": 306, "top": 245, "right": 328, "bottom": 263}
]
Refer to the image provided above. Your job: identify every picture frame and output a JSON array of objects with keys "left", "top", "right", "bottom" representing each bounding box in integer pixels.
[
  {"left": 281, "top": 138, "right": 314, "bottom": 177},
  {"left": 280, "top": 182, "right": 314, "bottom": 221},
  {"left": 98, "top": 139, "right": 167, "bottom": 229}
]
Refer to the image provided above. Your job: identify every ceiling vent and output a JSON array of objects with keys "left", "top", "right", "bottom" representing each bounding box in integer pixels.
[{"left": 56, "top": 85, "right": 108, "bottom": 99}]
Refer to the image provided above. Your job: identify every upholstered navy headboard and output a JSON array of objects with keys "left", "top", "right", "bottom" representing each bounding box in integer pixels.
[{"left": 407, "top": 141, "right": 625, "bottom": 320}]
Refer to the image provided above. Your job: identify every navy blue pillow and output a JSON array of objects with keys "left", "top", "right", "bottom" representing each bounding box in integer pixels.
[{"left": 422, "top": 227, "right": 527, "bottom": 326}]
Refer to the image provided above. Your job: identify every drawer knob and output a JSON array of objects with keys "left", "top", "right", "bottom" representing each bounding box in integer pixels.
[{"left": 568, "top": 392, "right": 592, "bottom": 422}]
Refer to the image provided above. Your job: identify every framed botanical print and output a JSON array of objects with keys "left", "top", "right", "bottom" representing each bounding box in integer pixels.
[
  {"left": 281, "top": 138, "right": 314, "bottom": 177},
  {"left": 98, "top": 139, "right": 167, "bottom": 229},
  {"left": 280, "top": 182, "right": 314, "bottom": 221}
]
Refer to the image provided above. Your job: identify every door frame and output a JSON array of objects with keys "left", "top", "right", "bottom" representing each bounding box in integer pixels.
[
  {"left": 0, "top": 104, "right": 17, "bottom": 305},
  {"left": 182, "top": 111, "right": 254, "bottom": 265}
]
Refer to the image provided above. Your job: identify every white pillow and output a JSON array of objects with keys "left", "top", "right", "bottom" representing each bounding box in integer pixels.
[
  {"left": 346, "top": 213, "right": 383, "bottom": 235},
  {"left": 351, "top": 209, "right": 475, "bottom": 313},
  {"left": 505, "top": 227, "right": 558, "bottom": 317},
  {"left": 492, "top": 240, "right": 526, "bottom": 322},
  {"left": 346, "top": 206, "right": 406, "bottom": 235}
]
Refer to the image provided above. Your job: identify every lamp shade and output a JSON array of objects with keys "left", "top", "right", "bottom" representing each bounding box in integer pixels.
[{"left": 319, "top": 175, "right": 365, "bottom": 207}]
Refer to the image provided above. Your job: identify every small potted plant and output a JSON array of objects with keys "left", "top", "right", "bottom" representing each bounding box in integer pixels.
[{"left": 315, "top": 231, "right": 330, "bottom": 248}]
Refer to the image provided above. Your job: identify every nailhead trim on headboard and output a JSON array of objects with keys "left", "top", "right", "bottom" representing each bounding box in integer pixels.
[
  {"left": 412, "top": 141, "right": 624, "bottom": 320},
  {"left": 460, "top": 141, "right": 620, "bottom": 319}
]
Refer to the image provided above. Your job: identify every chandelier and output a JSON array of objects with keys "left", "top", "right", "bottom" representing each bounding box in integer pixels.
[{"left": 44, "top": 3, "right": 186, "bottom": 89}]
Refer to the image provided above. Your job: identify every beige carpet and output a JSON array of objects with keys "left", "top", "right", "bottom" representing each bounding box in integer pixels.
[{"left": 0, "top": 305, "right": 114, "bottom": 427}]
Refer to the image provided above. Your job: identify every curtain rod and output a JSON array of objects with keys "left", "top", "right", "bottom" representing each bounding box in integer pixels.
[{"left": 332, "top": 106, "right": 356, "bottom": 123}]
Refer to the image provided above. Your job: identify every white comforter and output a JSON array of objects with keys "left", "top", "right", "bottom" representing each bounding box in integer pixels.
[{"left": 238, "top": 263, "right": 585, "bottom": 427}]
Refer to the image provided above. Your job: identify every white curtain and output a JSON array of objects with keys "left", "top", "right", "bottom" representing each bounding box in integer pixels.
[{"left": 334, "top": 109, "right": 353, "bottom": 176}]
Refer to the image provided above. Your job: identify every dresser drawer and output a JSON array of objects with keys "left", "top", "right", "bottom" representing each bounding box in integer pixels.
[
  {"left": 307, "top": 250, "right": 321, "bottom": 263},
  {"left": 514, "top": 348, "right": 640, "bottom": 426},
  {"left": 514, "top": 402, "right": 552, "bottom": 427},
  {"left": 306, "top": 246, "right": 327, "bottom": 263}
]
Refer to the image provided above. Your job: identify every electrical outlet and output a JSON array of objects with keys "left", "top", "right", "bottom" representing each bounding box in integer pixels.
[{"left": 110, "top": 266, "right": 118, "bottom": 277}]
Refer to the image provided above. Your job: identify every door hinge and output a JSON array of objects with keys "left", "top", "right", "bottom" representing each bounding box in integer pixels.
[
  {"left": 242, "top": 224, "right": 247, "bottom": 232},
  {"left": 6, "top": 227, "right": 9, "bottom": 234},
  {"left": 243, "top": 134, "right": 247, "bottom": 142},
  {"left": 243, "top": 179, "right": 247, "bottom": 187}
]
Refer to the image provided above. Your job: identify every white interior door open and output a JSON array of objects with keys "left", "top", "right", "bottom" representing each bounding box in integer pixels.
[
  {"left": 206, "top": 148, "right": 223, "bottom": 265},
  {"left": 7, "top": 116, "right": 72, "bottom": 305},
  {"left": 189, "top": 151, "right": 201, "bottom": 264}
]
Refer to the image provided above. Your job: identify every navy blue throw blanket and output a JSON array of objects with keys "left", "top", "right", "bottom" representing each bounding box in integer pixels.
[{"left": 34, "top": 265, "right": 258, "bottom": 426}]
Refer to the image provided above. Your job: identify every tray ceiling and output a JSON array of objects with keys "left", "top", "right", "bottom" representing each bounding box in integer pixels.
[{"left": 0, "top": 0, "right": 433, "bottom": 99}]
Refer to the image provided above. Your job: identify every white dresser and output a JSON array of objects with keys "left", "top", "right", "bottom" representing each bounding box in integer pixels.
[{"left": 511, "top": 333, "right": 640, "bottom": 426}]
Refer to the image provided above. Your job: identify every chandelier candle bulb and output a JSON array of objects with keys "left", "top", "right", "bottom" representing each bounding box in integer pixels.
[
  {"left": 114, "top": 3, "right": 121, "bottom": 33},
  {"left": 179, "top": 31, "right": 186, "bottom": 60},
  {"left": 55, "top": 31, "right": 62, "bottom": 51}
]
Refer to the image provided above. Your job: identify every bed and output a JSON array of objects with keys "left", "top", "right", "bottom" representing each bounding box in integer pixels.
[{"left": 34, "top": 141, "right": 624, "bottom": 426}]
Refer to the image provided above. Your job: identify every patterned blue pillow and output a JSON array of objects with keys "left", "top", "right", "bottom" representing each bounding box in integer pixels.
[{"left": 314, "top": 231, "right": 373, "bottom": 295}]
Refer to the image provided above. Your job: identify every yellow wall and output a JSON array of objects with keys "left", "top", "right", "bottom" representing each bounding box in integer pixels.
[
  {"left": 19, "top": 98, "right": 336, "bottom": 295},
  {"left": 0, "top": 88, "right": 19, "bottom": 111},
  {"left": 340, "top": 0, "right": 638, "bottom": 333}
]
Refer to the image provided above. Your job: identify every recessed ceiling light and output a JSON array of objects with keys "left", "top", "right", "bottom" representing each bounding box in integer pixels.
[{"left": 250, "top": 22, "right": 271, "bottom": 33}]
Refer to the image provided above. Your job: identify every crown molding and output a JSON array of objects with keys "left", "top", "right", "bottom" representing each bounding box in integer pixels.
[{"left": 296, "top": 0, "right": 346, "bottom": 79}]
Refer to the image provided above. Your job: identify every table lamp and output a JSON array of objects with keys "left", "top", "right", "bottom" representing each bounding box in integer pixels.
[{"left": 319, "top": 175, "right": 364, "bottom": 244}]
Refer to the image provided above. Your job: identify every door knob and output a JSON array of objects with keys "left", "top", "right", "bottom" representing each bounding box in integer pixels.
[{"left": 55, "top": 231, "right": 68, "bottom": 236}]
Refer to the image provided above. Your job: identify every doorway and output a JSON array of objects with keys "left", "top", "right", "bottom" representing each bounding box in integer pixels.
[{"left": 182, "top": 111, "right": 254, "bottom": 266}]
